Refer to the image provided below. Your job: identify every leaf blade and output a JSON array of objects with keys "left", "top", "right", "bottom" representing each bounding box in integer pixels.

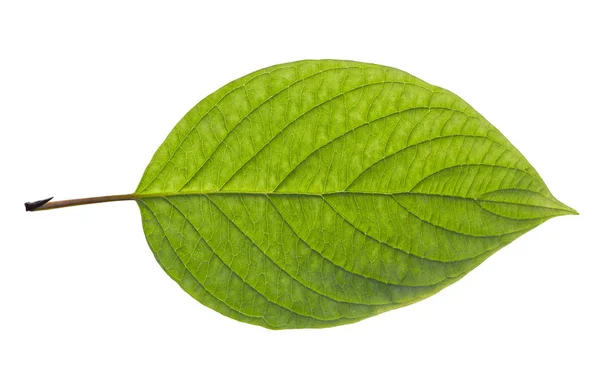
[{"left": 136, "top": 60, "right": 575, "bottom": 328}]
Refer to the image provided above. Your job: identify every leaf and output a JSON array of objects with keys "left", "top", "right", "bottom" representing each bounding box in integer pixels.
[{"left": 132, "top": 60, "right": 576, "bottom": 329}]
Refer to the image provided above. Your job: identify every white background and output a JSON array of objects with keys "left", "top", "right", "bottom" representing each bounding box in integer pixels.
[{"left": 1, "top": 1, "right": 598, "bottom": 391}]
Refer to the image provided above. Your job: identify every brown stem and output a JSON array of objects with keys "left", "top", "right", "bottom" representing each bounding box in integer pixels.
[{"left": 25, "top": 194, "right": 138, "bottom": 211}]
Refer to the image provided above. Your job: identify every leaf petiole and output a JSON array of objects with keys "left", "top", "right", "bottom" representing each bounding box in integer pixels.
[{"left": 25, "top": 194, "right": 138, "bottom": 211}]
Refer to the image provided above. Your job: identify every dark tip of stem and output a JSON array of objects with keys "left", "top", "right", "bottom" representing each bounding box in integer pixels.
[{"left": 25, "top": 197, "right": 54, "bottom": 212}]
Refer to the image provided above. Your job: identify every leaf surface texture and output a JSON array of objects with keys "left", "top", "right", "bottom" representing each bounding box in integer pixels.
[{"left": 136, "top": 60, "right": 575, "bottom": 329}]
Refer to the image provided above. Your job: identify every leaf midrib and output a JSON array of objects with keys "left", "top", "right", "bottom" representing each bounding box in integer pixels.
[
  {"left": 134, "top": 189, "right": 560, "bottom": 209},
  {"left": 135, "top": 190, "right": 551, "bottom": 239},
  {"left": 133, "top": 190, "right": 514, "bottom": 198}
]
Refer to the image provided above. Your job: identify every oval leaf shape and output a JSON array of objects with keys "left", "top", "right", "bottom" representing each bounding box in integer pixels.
[{"left": 136, "top": 60, "right": 575, "bottom": 329}]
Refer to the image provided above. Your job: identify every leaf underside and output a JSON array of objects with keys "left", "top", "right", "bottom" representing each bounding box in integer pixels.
[{"left": 135, "top": 60, "right": 575, "bottom": 329}]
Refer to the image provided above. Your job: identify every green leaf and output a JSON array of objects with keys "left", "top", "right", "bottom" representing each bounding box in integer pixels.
[{"left": 135, "top": 59, "right": 576, "bottom": 329}]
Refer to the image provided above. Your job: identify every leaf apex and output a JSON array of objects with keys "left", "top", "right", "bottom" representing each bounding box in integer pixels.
[
  {"left": 550, "top": 197, "right": 578, "bottom": 216},
  {"left": 565, "top": 205, "right": 579, "bottom": 216}
]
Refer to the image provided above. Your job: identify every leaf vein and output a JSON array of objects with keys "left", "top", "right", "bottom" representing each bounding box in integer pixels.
[
  {"left": 202, "top": 195, "right": 379, "bottom": 319},
  {"left": 139, "top": 200, "right": 275, "bottom": 327}
]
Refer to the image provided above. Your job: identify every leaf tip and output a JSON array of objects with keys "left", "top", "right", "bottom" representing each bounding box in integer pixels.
[
  {"left": 552, "top": 202, "right": 579, "bottom": 217},
  {"left": 554, "top": 199, "right": 579, "bottom": 216},
  {"left": 25, "top": 197, "right": 53, "bottom": 212},
  {"left": 566, "top": 206, "right": 579, "bottom": 216}
]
